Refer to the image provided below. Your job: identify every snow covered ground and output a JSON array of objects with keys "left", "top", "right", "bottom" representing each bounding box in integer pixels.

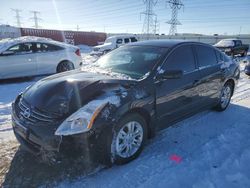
[{"left": 0, "top": 55, "right": 250, "bottom": 187}]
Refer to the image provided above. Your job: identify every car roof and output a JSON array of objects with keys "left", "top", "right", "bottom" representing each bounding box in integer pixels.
[
  {"left": 128, "top": 40, "right": 204, "bottom": 48},
  {"left": 0, "top": 36, "right": 77, "bottom": 52},
  {"left": 107, "top": 35, "right": 137, "bottom": 39},
  {"left": 220, "top": 38, "right": 239, "bottom": 41}
]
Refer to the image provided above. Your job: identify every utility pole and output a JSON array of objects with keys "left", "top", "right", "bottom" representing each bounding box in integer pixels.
[
  {"left": 11, "top": 8, "right": 22, "bottom": 27},
  {"left": 166, "top": 0, "right": 183, "bottom": 36},
  {"left": 76, "top": 25, "right": 80, "bottom": 31},
  {"left": 141, "top": 0, "right": 157, "bottom": 40},
  {"left": 30, "top": 11, "right": 42, "bottom": 29}
]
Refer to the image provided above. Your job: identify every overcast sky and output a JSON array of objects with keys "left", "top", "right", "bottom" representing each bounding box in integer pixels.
[{"left": 1, "top": 0, "right": 250, "bottom": 35}]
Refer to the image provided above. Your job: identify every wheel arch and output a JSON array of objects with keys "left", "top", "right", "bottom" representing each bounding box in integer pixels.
[{"left": 119, "top": 107, "right": 154, "bottom": 139}]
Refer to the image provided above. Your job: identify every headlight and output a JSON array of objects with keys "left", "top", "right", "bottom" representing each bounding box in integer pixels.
[{"left": 55, "top": 103, "right": 107, "bottom": 136}]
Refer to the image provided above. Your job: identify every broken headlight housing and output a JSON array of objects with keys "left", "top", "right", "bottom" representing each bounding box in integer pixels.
[{"left": 55, "top": 103, "right": 107, "bottom": 136}]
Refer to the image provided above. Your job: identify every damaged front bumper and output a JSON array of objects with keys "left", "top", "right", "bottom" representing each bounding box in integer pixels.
[{"left": 12, "top": 102, "right": 113, "bottom": 164}]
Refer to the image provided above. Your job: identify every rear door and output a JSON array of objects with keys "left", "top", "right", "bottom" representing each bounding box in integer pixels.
[
  {"left": 0, "top": 43, "right": 37, "bottom": 79},
  {"left": 194, "top": 44, "right": 223, "bottom": 105},
  {"left": 35, "top": 43, "right": 64, "bottom": 75},
  {"left": 155, "top": 44, "right": 202, "bottom": 128}
]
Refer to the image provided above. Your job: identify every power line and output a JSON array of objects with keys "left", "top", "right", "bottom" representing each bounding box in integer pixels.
[
  {"left": 11, "top": 8, "right": 22, "bottom": 27},
  {"left": 30, "top": 11, "right": 43, "bottom": 29},
  {"left": 166, "top": 0, "right": 184, "bottom": 35},
  {"left": 141, "top": 0, "right": 158, "bottom": 39}
]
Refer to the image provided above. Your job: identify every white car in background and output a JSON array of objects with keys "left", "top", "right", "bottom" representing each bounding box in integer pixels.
[
  {"left": 0, "top": 36, "right": 82, "bottom": 79},
  {"left": 92, "top": 35, "right": 138, "bottom": 55}
]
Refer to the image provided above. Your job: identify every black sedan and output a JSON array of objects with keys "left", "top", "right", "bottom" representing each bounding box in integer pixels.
[{"left": 12, "top": 40, "right": 240, "bottom": 165}]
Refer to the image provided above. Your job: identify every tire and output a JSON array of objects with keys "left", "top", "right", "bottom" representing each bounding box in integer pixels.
[
  {"left": 215, "top": 82, "right": 233, "bottom": 111},
  {"left": 111, "top": 113, "right": 147, "bottom": 165},
  {"left": 57, "top": 61, "right": 74, "bottom": 73},
  {"left": 103, "top": 50, "right": 110, "bottom": 55},
  {"left": 240, "top": 51, "right": 247, "bottom": 57}
]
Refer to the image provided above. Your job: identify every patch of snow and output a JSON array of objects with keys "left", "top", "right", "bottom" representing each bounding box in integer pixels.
[
  {"left": 77, "top": 44, "right": 92, "bottom": 54},
  {"left": 81, "top": 64, "right": 133, "bottom": 80}
]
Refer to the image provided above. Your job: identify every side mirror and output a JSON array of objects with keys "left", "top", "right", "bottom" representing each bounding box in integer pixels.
[
  {"left": 157, "top": 70, "right": 183, "bottom": 80},
  {"left": 1, "top": 51, "right": 15, "bottom": 56}
]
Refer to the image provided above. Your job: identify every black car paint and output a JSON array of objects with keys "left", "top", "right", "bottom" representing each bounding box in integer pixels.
[{"left": 12, "top": 40, "right": 239, "bottom": 163}]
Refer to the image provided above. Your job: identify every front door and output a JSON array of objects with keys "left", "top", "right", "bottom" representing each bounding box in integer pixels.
[
  {"left": 155, "top": 44, "right": 202, "bottom": 129},
  {"left": 0, "top": 43, "right": 37, "bottom": 79}
]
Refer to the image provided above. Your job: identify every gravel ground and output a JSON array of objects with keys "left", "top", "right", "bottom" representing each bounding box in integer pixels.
[{"left": 0, "top": 140, "right": 101, "bottom": 187}]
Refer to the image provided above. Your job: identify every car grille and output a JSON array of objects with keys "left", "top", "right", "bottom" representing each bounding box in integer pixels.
[{"left": 16, "top": 97, "right": 59, "bottom": 125}]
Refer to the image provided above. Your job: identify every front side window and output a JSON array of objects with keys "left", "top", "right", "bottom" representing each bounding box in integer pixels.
[
  {"left": 215, "top": 50, "right": 224, "bottom": 63},
  {"left": 130, "top": 37, "right": 138, "bottom": 42},
  {"left": 163, "top": 45, "right": 196, "bottom": 73},
  {"left": 234, "top": 40, "right": 241, "bottom": 46},
  {"left": 8, "top": 43, "right": 34, "bottom": 54},
  {"left": 195, "top": 45, "right": 217, "bottom": 68}
]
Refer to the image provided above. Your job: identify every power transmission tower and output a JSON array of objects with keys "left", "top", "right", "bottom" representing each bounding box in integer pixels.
[
  {"left": 153, "top": 16, "right": 160, "bottom": 35},
  {"left": 11, "top": 9, "right": 22, "bottom": 27},
  {"left": 141, "top": 0, "right": 157, "bottom": 40},
  {"left": 30, "top": 11, "right": 42, "bottom": 29},
  {"left": 166, "top": 0, "right": 183, "bottom": 36}
]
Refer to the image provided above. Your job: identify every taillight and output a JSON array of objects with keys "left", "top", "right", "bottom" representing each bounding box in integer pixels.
[{"left": 75, "top": 49, "right": 81, "bottom": 56}]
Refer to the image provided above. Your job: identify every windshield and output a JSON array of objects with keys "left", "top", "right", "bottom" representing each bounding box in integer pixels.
[
  {"left": 104, "top": 38, "right": 113, "bottom": 43},
  {"left": 94, "top": 46, "right": 168, "bottom": 79},
  {"left": 216, "top": 40, "right": 234, "bottom": 47}
]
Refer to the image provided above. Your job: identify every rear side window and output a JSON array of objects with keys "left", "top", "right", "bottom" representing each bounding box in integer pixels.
[
  {"left": 124, "top": 38, "right": 130, "bottom": 43},
  {"left": 195, "top": 45, "right": 217, "bottom": 68},
  {"left": 163, "top": 45, "right": 196, "bottom": 73},
  {"left": 36, "top": 43, "right": 63, "bottom": 52},
  {"left": 116, "top": 39, "right": 122, "bottom": 44}
]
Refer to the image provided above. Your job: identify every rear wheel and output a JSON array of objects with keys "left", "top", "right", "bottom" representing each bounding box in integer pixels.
[
  {"left": 111, "top": 114, "right": 147, "bottom": 165},
  {"left": 215, "top": 82, "right": 233, "bottom": 111},
  {"left": 57, "top": 61, "right": 74, "bottom": 73}
]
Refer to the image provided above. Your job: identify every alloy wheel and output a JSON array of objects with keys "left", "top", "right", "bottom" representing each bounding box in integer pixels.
[{"left": 115, "top": 121, "right": 143, "bottom": 158}]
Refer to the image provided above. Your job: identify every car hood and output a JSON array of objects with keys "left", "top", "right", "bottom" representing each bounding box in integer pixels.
[
  {"left": 214, "top": 45, "right": 232, "bottom": 48},
  {"left": 93, "top": 43, "right": 112, "bottom": 49},
  {"left": 22, "top": 69, "right": 136, "bottom": 116}
]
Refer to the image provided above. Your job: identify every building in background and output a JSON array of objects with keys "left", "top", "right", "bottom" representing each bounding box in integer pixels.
[{"left": 0, "top": 25, "right": 21, "bottom": 39}]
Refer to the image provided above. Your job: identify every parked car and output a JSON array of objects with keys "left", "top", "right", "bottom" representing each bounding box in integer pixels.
[
  {"left": 214, "top": 39, "right": 249, "bottom": 57},
  {"left": 92, "top": 35, "right": 138, "bottom": 55},
  {"left": 0, "top": 36, "right": 82, "bottom": 79},
  {"left": 12, "top": 40, "right": 240, "bottom": 165},
  {"left": 244, "top": 60, "right": 250, "bottom": 76}
]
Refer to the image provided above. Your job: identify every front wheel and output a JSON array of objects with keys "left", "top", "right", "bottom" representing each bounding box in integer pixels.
[
  {"left": 215, "top": 82, "right": 233, "bottom": 111},
  {"left": 111, "top": 114, "right": 147, "bottom": 165}
]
